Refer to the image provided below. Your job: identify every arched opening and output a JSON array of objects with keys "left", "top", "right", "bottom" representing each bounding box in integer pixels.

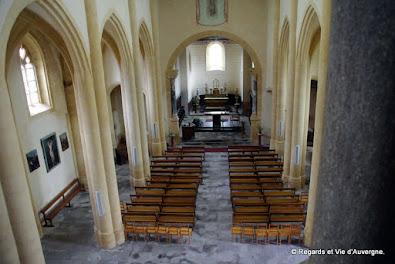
[{"left": 166, "top": 31, "right": 263, "bottom": 145}]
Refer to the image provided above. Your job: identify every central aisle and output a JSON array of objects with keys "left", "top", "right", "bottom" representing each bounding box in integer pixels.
[{"left": 194, "top": 150, "right": 233, "bottom": 242}]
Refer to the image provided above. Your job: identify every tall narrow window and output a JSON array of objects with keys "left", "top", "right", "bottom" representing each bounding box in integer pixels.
[
  {"left": 19, "top": 45, "right": 40, "bottom": 106},
  {"left": 206, "top": 41, "right": 225, "bottom": 71},
  {"left": 18, "top": 39, "right": 51, "bottom": 116}
]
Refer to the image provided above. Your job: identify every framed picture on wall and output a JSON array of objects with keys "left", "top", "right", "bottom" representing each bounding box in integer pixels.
[
  {"left": 59, "top": 132, "right": 69, "bottom": 151},
  {"left": 26, "top": 149, "right": 40, "bottom": 172},
  {"left": 41, "top": 132, "right": 61, "bottom": 172}
]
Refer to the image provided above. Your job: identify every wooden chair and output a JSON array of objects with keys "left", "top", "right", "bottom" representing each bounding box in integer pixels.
[
  {"left": 124, "top": 223, "right": 134, "bottom": 240},
  {"left": 267, "top": 224, "right": 279, "bottom": 245},
  {"left": 167, "top": 223, "right": 180, "bottom": 243},
  {"left": 242, "top": 223, "right": 255, "bottom": 244},
  {"left": 231, "top": 223, "right": 243, "bottom": 242},
  {"left": 120, "top": 200, "right": 127, "bottom": 213},
  {"left": 290, "top": 223, "right": 303, "bottom": 244},
  {"left": 146, "top": 222, "right": 157, "bottom": 242},
  {"left": 278, "top": 224, "right": 291, "bottom": 245},
  {"left": 134, "top": 222, "right": 147, "bottom": 242},
  {"left": 255, "top": 224, "right": 268, "bottom": 245},
  {"left": 179, "top": 224, "right": 193, "bottom": 244},
  {"left": 156, "top": 222, "right": 168, "bottom": 242}
]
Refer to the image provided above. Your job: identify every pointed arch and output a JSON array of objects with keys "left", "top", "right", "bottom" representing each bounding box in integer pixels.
[{"left": 296, "top": 5, "right": 321, "bottom": 61}]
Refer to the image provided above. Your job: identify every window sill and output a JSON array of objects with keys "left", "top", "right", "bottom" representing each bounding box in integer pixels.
[{"left": 29, "top": 103, "right": 52, "bottom": 116}]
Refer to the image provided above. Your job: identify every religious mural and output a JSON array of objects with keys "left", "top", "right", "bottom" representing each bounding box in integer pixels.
[{"left": 197, "top": 0, "right": 228, "bottom": 26}]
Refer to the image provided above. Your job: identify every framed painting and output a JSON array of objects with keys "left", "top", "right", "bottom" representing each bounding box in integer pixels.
[
  {"left": 59, "top": 132, "right": 69, "bottom": 151},
  {"left": 41, "top": 132, "right": 61, "bottom": 172},
  {"left": 26, "top": 149, "right": 40, "bottom": 172}
]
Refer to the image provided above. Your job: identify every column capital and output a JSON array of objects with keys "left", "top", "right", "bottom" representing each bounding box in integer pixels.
[{"left": 166, "top": 69, "right": 179, "bottom": 79}]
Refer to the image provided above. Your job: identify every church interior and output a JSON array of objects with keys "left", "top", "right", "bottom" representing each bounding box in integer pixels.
[{"left": 0, "top": 1, "right": 393, "bottom": 263}]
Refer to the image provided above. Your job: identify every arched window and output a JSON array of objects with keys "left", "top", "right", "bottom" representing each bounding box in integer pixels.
[
  {"left": 19, "top": 45, "right": 40, "bottom": 106},
  {"left": 206, "top": 41, "right": 225, "bottom": 71},
  {"left": 18, "top": 39, "right": 51, "bottom": 116}
]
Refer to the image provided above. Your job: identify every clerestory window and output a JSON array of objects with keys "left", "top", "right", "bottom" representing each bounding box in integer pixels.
[{"left": 206, "top": 41, "right": 225, "bottom": 71}]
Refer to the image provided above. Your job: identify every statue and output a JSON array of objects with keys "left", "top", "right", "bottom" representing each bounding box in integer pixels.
[{"left": 205, "top": 83, "right": 208, "bottom": 94}]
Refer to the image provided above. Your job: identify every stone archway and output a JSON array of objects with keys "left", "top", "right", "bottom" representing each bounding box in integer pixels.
[{"left": 165, "top": 30, "right": 264, "bottom": 144}]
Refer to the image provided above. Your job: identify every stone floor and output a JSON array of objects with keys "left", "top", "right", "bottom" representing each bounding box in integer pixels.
[{"left": 41, "top": 133, "right": 309, "bottom": 264}]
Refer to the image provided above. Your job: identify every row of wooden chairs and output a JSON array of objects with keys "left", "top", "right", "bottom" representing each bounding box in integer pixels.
[
  {"left": 124, "top": 222, "right": 193, "bottom": 244},
  {"left": 231, "top": 223, "right": 303, "bottom": 245}
]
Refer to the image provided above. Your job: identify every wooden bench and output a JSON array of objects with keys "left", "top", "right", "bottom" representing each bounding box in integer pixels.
[
  {"left": 123, "top": 214, "right": 157, "bottom": 223},
  {"left": 234, "top": 206, "right": 269, "bottom": 214},
  {"left": 232, "top": 198, "right": 266, "bottom": 207},
  {"left": 40, "top": 178, "right": 84, "bottom": 227},
  {"left": 162, "top": 197, "right": 196, "bottom": 206},
  {"left": 232, "top": 213, "right": 270, "bottom": 223},
  {"left": 130, "top": 196, "right": 162, "bottom": 205},
  {"left": 158, "top": 215, "right": 195, "bottom": 227},
  {"left": 151, "top": 159, "right": 203, "bottom": 164},
  {"left": 265, "top": 198, "right": 299, "bottom": 205},
  {"left": 125, "top": 204, "right": 160, "bottom": 214},
  {"left": 148, "top": 178, "right": 199, "bottom": 185},
  {"left": 151, "top": 163, "right": 202, "bottom": 168},
  {"left": 270, "top": 213, "right": 306, "bottom": 223},
  {"left": 161, "top": 206, "right": 195, "bottom": 214},
  {"left": 231, "top": 191, "right": 264, "bottom": 198}
]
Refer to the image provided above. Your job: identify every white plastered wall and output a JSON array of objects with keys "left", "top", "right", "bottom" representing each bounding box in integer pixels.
[
  {"left": 187, "top": 43, "right": 243, "bottom": 101},
  {"left": 7, "top": 45, "right": 77, "bottom": 213}
]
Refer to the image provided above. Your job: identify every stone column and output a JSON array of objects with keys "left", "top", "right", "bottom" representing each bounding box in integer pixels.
[
  {"left": 288, "top": 61, "right": 308, "bottom": 189},
  {"left": 304, "top": 0, "right": 331, "bottom": 247},
  {"left": 0, "top": 173, "right": 20, "bottom": 264},
  {"left": 129, "top": 0, "right": 151, "bottom": 180},
  {"left": 282, "top": 0, "right": 297, "bottom": 183},
  {"left": 275, "top": 54, "right": 287, "bottom": 156},
  {"left": 64, "top": 83, "right": 87, "bottom": 187},
  {"left": 146, "top": 55, "right": 163, "bottom": 156},
  {"left": 270, "top": 0, "right": 280, "bottom": 149},
  {"left": 84, "top": 0, "right": 123, "bottom": 247},
  {"left": 307, "top": 1, "right": 394, "bottom": 263},
  {"left": 150, "top": 0, "right": 167, "bottom": 153},
  {"left": 0, "top": 80, "right": 45, "bottom": 263},
  {"left": 122, "top": 59, "right": 146, "bottom": 187},
  {"left": 167, "top": 70, "right": 180, "bottom": 145}
]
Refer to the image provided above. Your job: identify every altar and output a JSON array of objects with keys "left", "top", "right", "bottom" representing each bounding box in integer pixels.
[{"left": 203, "top": 80, "right": 229, "bottom": 109}]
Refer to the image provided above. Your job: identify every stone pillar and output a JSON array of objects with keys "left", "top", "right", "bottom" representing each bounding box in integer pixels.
[
  {"left": 0, "top": 80, "right": 45, "bottom": 263},
  {"left": 83, "top": 0, "right": 122, "bottom": 248},
  {"left": 307, "top": 1, "right": 394, "bottom": 263},
  {"left": 144, "top": 52, "right": 162, "bottom": 156},
  {"left": 270, "top": 0, "right": 280, "bottom": 149},
  {"left": 166, "top": 70, "right": 180, "bottom": 145},
  {"left": 150, "top": 0, "right": 167, "bottom": 153},
  {"left": 288, "top": 61, "right": 308, "bottom": 189},
  {"left": 129, "top": 0, "right": 151, "bottom": 180},
  {"left": 64, "top": 83, "right": 87, "bottom": 187},
  {"left": 0, "top": 174, "right": 20, "bottom": 264},
  {"left": 304, "top": 0, "right": 331, "bottom": 247},
  {"left": 282, "top": 0, "right": 297, "bottom": 183},
  {"left": 122, "top": 59, "right": 146, "bottom": 187}
]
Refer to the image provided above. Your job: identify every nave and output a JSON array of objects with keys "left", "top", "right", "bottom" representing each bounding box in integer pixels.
[{"left": 41, "top": 144, "right": 309, "bottom": 264}]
